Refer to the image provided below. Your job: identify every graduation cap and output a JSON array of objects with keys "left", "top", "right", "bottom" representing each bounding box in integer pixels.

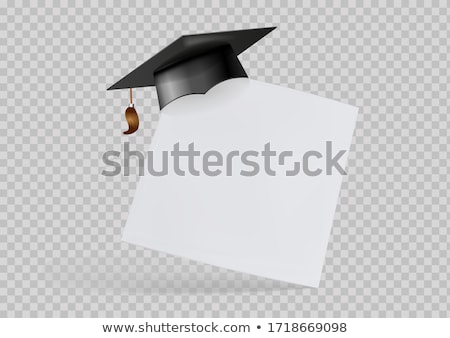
[{"left": 108, "top": 27, "right": 276, "bottom": 134}]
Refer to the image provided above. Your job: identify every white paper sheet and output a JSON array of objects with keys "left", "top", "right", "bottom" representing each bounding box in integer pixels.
[{"left": 123, "top": 78, "right": 358, "bottom": 287}]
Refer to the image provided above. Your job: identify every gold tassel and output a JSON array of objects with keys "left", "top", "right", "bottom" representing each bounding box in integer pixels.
[{"left": 123, "top": 87, "right": 139, "bottom": 135}]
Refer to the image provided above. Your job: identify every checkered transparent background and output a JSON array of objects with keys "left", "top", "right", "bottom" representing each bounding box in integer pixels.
[{"left": 0, "top": 0, "right": 449, "bottom": 317}]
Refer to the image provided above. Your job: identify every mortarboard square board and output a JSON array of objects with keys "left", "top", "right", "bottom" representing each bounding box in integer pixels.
[{"left": 108, "top": 27, "right": 358, "bottom": 287}]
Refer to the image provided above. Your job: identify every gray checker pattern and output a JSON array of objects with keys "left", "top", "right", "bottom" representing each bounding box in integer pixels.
[{"left": 0, "top": 0, "right": 449, "bottom": 317}]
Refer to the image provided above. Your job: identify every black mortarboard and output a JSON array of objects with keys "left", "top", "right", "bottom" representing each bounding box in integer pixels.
[{"left": 108, "top": 27, "right": 276, "bottom": 109}]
